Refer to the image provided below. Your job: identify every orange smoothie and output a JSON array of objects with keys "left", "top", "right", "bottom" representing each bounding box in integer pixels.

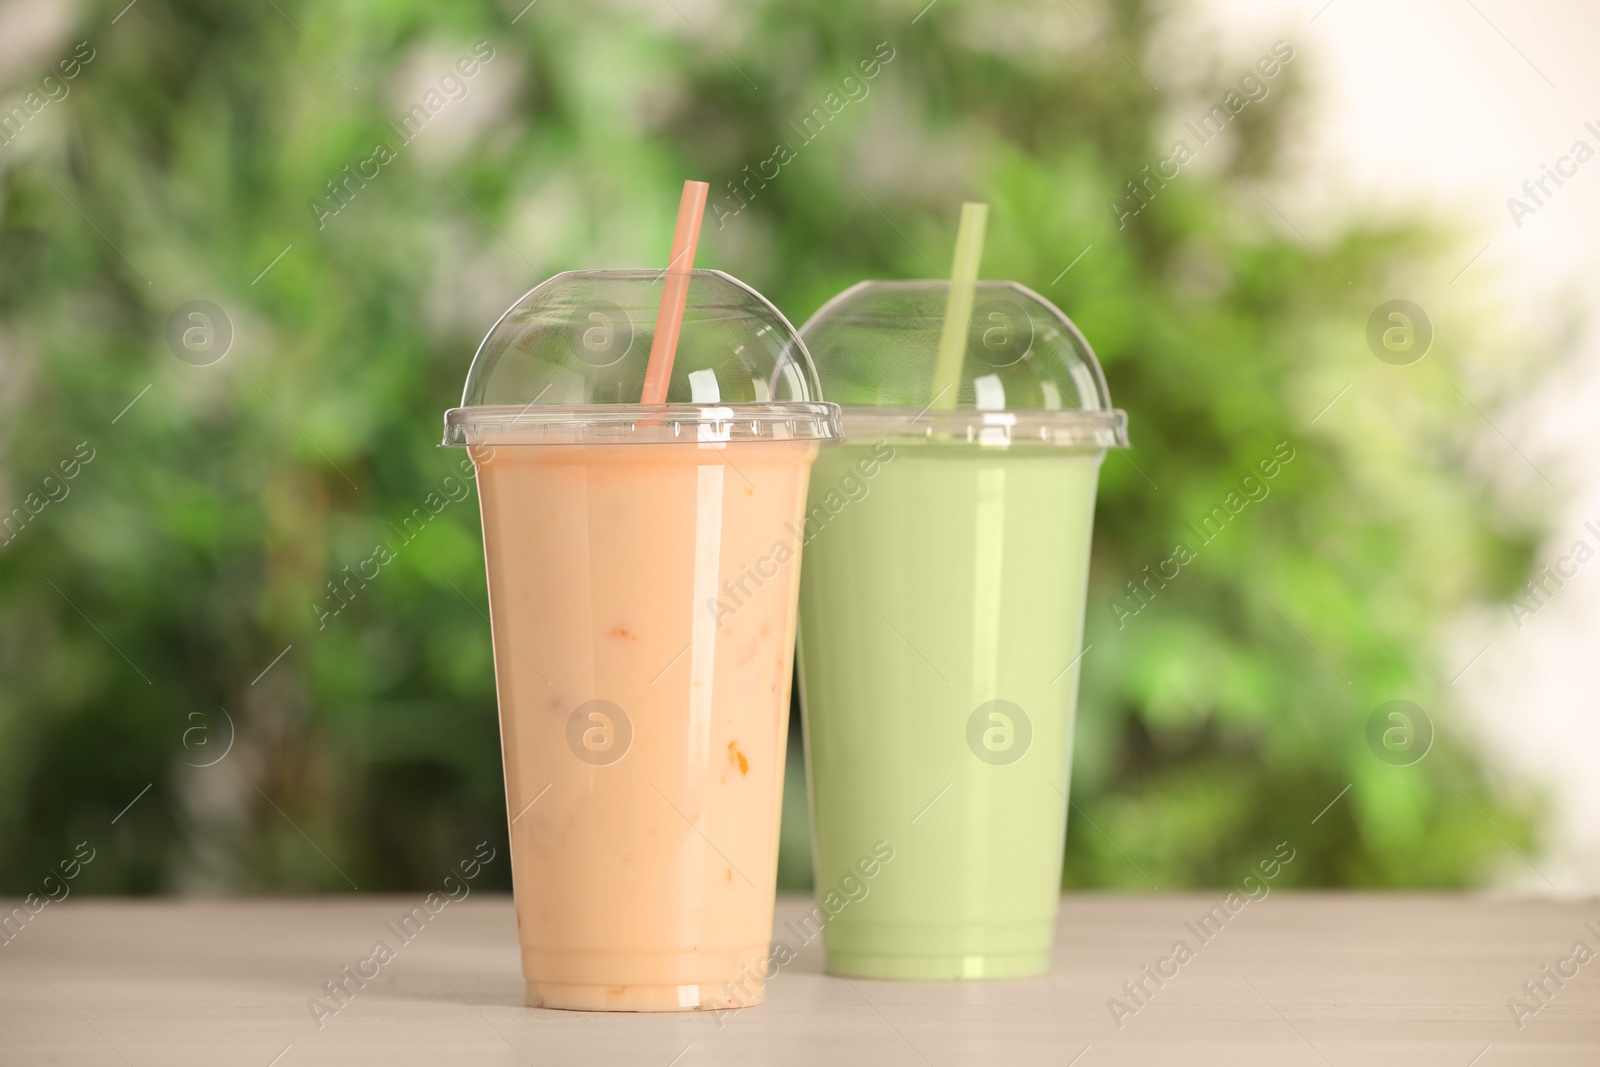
[{"left": 471, "top": 438, "right": 818, "bottom": 1011}]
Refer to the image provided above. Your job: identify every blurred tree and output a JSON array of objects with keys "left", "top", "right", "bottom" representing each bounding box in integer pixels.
[{"left": 0, "top": 0, "right": 1542, "bottom": 894}]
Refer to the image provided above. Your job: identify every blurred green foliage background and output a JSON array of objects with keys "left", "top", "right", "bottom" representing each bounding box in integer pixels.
[{"left": 0, "top": 0, "right": 1543, "bottom": 894}]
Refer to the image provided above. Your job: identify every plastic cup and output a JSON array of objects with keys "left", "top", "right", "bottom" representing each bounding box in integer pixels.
[
  {"left": 444, "top": 269, "right": 839, "bottom": 1011},
  {"left": 795, "top": 280, "right": 1128, "bottom": 979}
]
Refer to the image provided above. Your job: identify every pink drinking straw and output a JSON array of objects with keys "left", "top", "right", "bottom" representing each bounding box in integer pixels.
[{"left": 640, "top": 180, "right": 710, "bottom": 405}]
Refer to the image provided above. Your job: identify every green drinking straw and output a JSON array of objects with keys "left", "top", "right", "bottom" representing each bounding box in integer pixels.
[{"left": 929, "top": 201, "right": 989, "bottom": 411}]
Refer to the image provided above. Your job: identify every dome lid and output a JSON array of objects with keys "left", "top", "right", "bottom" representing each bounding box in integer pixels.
[
  {"left": 799, "top": 279, "right": 1128, "bottom": 448},
  {"left": 444, "top": 269, "right": 839, "bottom": 446}
]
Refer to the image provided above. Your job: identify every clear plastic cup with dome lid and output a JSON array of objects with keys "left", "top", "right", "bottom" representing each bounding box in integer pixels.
[
  {"left": 794, "top": 208, "right": 1129, "bottom": 982},
  {"left": 444, "top": 259, "right": 840, "bottom": 1011}
]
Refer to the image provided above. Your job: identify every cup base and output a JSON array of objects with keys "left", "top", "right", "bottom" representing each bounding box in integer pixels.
[
  {"left": 526, "top": 979, "right": 767, "bottom": 1012},
  {"left": 824, "top": 950, "right": 1049, "bottom": 981}
]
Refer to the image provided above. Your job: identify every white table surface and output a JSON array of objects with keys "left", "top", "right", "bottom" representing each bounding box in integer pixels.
[{"left": 4, "top": 893, "right": 1598, "bottom": 1065}]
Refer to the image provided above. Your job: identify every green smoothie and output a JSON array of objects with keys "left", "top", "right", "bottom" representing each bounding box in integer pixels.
[{"left": 797, "top": 438, "right": 1102, "bottom": 979}]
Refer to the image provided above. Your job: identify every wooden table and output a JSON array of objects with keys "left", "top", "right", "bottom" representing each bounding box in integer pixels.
[{"left": 4, "top": 894, "right": 1598, "bottom": 1065}]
